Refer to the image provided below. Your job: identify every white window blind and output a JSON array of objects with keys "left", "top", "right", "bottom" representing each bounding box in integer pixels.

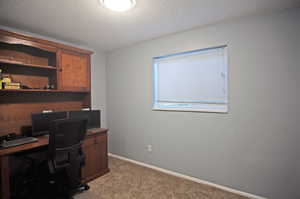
[{"left": 153, "top": 46, "right": 228, "bottom": 112}]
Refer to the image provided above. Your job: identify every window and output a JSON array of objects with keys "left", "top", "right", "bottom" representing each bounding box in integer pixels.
[{"left": 153, "top": 45, "right": 228, "bottom": 113}]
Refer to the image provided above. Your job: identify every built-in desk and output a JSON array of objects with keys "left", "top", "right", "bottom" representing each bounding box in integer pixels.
[{"left": 0, "top": 128, "right": 109, "bottom": 199}]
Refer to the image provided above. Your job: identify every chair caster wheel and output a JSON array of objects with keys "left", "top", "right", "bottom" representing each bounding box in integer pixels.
[{"left": 84, "top": 185, "right": 90, "bottom": 190}]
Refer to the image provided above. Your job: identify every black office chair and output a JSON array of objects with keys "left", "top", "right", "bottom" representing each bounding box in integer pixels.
[{"left": 46, "top": 118, "right": 89, "bottom": 199}]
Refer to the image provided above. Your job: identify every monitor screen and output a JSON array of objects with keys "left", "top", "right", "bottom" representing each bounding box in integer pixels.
[
  {"left": 31, "top": 111, "right": 67, "bottom": 136},
  {"left": 69, "top": 110, "right": 101, "bottom": 129}
]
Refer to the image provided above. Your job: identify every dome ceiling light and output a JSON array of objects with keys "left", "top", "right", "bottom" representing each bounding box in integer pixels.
[{"left": 100, "top": 0, "right": 136, "bottom": 12}]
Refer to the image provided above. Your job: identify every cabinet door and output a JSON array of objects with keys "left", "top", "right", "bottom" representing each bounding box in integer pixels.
[
  {"left": 82, "top": 137, "right": 100, "bottom": 180},
  {"left": 58, "top": 50, "right": 90, "bottom": 91},
  {"left": 97, "top": 135, "right": 108, "bottom": 171},
  {"left": 82, "top": 135, "right": 107, "bottom": 182}
]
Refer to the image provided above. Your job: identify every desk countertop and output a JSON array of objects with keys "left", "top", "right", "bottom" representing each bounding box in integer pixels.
[{"left": 0, "top": 128, "right": 108, "bottom": 156}]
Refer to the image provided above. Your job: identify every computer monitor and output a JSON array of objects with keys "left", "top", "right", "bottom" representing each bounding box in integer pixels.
[
  {"left": 69, "top": 110, "right": 101, "bottom": 129},
  {"left": 31, "top": 111, "right": 67, "bottom": 136}
]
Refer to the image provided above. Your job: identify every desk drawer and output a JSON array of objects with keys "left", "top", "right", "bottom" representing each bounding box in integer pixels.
[{"left": 83, "top": 135, "right": 105, "bottom": 147}]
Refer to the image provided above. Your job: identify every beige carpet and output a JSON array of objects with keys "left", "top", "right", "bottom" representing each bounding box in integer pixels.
[{"left": 75, "top": 157, "right": 249, "bottom": 199}]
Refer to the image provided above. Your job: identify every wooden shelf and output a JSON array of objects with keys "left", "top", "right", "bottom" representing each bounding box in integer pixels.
[
  {"left": 0, "top": 58, "right": 57, "bottom": 70},
  {"left": 0, "top": 89, "right": 89, "bottom": 93}
]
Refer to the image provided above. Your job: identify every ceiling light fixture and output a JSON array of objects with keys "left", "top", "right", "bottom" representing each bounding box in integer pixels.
[{"left": 100, "top": 0, "right": 136, "bottom": 12}]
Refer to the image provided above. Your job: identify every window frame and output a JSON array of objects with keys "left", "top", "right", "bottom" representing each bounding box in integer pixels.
[{"left": 152, "top": 45, "right": 229, "bottom": 113}]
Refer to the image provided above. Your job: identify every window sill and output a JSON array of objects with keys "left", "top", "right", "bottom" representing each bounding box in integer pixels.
[{"left": 152, "top": 104, "right": 228, "bottom": 113}]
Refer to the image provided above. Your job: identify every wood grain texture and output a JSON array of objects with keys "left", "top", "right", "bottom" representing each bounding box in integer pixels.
[
  {"left": 0, "top": 89, "right": 89, "bottom": 93},
  {"left": 0, "top": 58, "right": 57, "bottom": 70},
  {"left": 58, "top": 50, "right": 90, "bottom": 91},
  {"left": 0, "top": 29, "right": 93, "bottom": 55},
  {"left": 0, "top": 136, "right": 48, "bottom": 156},
  {"left": 0, "top": 100, "right": 83, "bottom": 135},
  {"left": 0, "top": 29, "right": 92, "bottom": 136},
  {"left": 10, "top": 73, "right": 50, "bottom": 89},
  {"left": 0, "top": 156, "right": 10, "bottom": 199},
  {"left": 0, "top": 128, "right": 108, "bottom": 156},
  {"left": 0, "top": 33, "right": 57, "bottom": 53},
  {"left": 82, "top": 133, "right": 108, "bottom": 181},
  {"left": 0, "top": 28, "right": 95, "bottom": 199},
  {"left": 0, "top": 49, "right": 52, "bottom": 66},
  {"left": 1, "top": 63, "right": 56, "bottom": 89},
  {"left": 0, "top": 129, "right": 108, "bottom": 199}
]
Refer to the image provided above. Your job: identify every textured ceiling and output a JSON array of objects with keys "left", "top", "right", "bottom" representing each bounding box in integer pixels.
[{"left": 0, "top": 0, "right": 299, "bottom": 51}]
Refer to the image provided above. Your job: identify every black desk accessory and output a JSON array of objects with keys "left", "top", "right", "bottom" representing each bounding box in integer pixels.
[
  {"left": 69, "top": 110, "right": 101, "bottom": 129},
  {"left": 31, "top": 111, "right": 67, "bottom": 136},
  {"left": 0, "top": 133, "right": 38, "bottom": 148}
]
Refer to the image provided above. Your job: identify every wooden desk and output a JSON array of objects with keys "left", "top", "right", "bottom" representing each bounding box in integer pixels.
[
  {"left": 0, "top": 128, "right": 109, "bottom": 199},
  {"left": 0, "top": 29, "right": 103, "bottom": 199}
]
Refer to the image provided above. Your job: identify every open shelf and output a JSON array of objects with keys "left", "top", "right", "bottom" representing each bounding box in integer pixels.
[
  {"left": 0, "top": 89, "right": 89, "bottom": 93},
  {"left": 0, "top": 29, "right": 92, "bottom": 138},
  {"left": 0, "top": 58, "right": 57, "bottom": 70}
]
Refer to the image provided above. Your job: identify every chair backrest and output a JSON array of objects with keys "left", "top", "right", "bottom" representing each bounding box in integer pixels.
[{"left": 48, "top": 118, "right": 87, "bottom": 169}]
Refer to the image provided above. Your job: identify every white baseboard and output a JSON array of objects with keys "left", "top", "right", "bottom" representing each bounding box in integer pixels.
[{"left": 108, "top": 153, "right": 267, "bottom": 199}]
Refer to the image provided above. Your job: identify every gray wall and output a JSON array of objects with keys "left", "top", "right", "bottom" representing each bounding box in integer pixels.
[
  {"left": 91, "top": 51, "right": 107, "bottom": 128},
  {"left": 297, "top": 12, "right": 300, "bottom": 195},
  {"left": 107, "top": 8, "right": 300, "bottom": 199},
  {"left": 0, "top": 25, "right": 107, "bottom": 127}
]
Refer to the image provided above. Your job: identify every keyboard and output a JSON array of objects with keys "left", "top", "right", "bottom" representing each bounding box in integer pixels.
[{"left": 0, "top": 137, "right": 38, "bottom": 148}]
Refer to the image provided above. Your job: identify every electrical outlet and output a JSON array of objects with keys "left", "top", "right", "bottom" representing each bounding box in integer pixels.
[{"left": 147, "top": 145, "right": 153, "bottom": 152}]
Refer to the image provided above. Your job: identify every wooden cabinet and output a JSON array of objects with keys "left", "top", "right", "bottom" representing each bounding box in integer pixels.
[
  {"left": 0, "top": 29, "right": 93, "bottom": 135},
  {"left": 0, "top": 29, "right": 105, "bottom": 199},
  {"left": 0, "top": 129, "right": 109, "bottom": 199},
  {"left": 58, "top": 50, "right": 91, "bottom": 91},
  {"left": 82, "top": 130, "right": 108, "bottom": 182}
]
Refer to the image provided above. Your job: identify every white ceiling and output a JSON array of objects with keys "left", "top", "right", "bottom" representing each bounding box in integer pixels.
[{"left": 0, "top": 0, "right": 299, "bottom": 52}]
